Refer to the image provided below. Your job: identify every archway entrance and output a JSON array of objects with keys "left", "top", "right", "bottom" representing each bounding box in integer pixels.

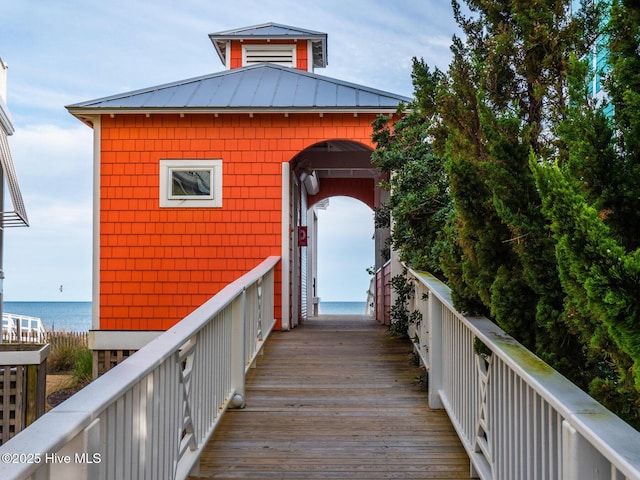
[
  {"left": 315, "top": 196, "right": 374, "bottom": 315},
  {"left": 284, "top": 140, "right": 389, "bottom": 328}
]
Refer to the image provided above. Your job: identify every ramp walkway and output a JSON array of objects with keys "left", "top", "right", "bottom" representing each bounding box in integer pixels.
[{"left": 192, "top": 315, "right": 471, "bottom": 479}]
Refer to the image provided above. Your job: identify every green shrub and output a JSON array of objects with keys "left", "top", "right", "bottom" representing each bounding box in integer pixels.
[
  {"left": 47, "top": 332, "right": 92, "bottom": 386},
  {"left": 72, "top": 347, "right": 93, "bottom": 386},
  {"left": 47, "top": 343, "right": 84, "bottom": 373}
]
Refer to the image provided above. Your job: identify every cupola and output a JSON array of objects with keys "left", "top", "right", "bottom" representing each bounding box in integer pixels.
[{"left": 208, "top": 22, "right": 327, "bottom": 72}]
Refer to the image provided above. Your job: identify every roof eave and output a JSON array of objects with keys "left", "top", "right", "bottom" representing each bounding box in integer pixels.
[
  {"left": 209, "top": 33, "right": 327, "bottom": 41},
  {"left": 67, "top": 106, "right": 403, "bottom": 119},
  {"left": 208, "top": 22, "right": 327, "bottom": 39},
  {"left": 209, "top": 38, "right": 228, "bottom": 66}
]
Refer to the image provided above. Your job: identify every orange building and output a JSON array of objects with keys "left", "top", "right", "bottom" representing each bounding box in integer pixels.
[{"left": 67, "top": 23, "right": 409, "bottom": 372}]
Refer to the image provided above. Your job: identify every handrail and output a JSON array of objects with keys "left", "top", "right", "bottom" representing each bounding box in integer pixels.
[
  {"left": 0, "top": 256, "right": 280, "bottom": 480},
  {"left": 404, "top": 267, "right": 640, "bottom": 480}
]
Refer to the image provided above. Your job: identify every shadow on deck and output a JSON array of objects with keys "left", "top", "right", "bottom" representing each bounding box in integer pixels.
[{"left": 191, "top": 315, "right": 472, "bottom": 479}]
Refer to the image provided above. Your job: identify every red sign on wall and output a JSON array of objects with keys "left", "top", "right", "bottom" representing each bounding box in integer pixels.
[{"left": 298, "top": 226, "right": 308, "bottom": 247}]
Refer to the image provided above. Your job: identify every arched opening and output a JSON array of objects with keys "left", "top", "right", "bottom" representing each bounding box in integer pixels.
[
  {"left": 285, "top": 140, "right": 390, "bottom": 327},
  {"left": 315, "top": 196, "right": 374, "bottom": 315}
]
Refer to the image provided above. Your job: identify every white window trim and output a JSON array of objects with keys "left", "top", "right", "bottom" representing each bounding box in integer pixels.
[
  {"left": 242, "top": 43, "right": 296, "bottom": 67},
  {"left": 160, "top": 159, "right": 222, "bottom": 208}
]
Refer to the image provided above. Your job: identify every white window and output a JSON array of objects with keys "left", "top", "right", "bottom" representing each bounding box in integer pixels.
[
  {"left": 242, "top": 44, "right": 296, "bottom": 67},
  {"left": 160, "top": 159, "right": 222, "bottom": 208}
]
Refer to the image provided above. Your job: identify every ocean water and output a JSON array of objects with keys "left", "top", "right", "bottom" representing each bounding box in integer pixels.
[
  {"left": 3, "top": 302, "right": 92, "bottom": 332},
  {"left": 318, "top": 301, "right": 368, "bottom": 315},
  {"left": 2, "top": 301, "right": 368, "bottom": 332}
]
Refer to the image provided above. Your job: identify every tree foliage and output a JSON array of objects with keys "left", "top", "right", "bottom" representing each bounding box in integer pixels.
[
  {"left": 371, "top": 59, "right": 450, "bottom": 276},
  {"left": 532, "top": 0, "right": 640, "bottom": 425},
  {"left": 437, "top": 0, "right": 599, "bottom": 380},
  {"left": 373, "top": 0, "right": 640, "bottom": 428}
]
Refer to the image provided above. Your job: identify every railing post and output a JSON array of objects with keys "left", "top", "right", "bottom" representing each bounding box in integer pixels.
[
  {"left": 427, "top": 291, "right": 443, "bottom": 409},
  {"left": 562, "top": 420, "right": 611, "bottom": 480},
  {"left": 230, "top": 289, "right": 246, "bottom": 408},
  {"left": 49, "top": 418, "right": 101, "bottom": 480}
]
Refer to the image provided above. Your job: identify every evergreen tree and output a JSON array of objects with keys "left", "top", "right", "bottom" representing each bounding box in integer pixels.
[
  {"left": 602, "top": 0, "right": 640, "bottom": 248},
  {"left": 371, "top": 0, "right": 640, "bottom": 427},
  {"left": 372, "top": 59, "right": 450, "bottom": 276},
  {"left": 438, "top": 0, "right": 599, "bottom": 380},
  {"left": 533, "top": 0, "right": 640, "bottom": 427}
]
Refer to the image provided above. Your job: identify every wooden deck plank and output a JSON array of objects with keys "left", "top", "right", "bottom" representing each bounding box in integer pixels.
[{"left": 191, "top": 315, "right": 472, "bottom": 480}]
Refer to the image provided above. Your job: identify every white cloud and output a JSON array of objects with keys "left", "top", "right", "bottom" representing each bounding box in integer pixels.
[
  {"left": 8, "top": 85, "right": 80, "bottom": 117},
  {"left": 9, "top": 124, "right": 92, "bottom": 175}
]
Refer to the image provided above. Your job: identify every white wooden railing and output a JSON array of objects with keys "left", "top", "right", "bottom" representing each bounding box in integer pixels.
[
  {"left": 404, "top": 267, "right": 640, "bottom": 480},
  {"left": 2, "top": 313, "right": 47, "bottom": 343},
  {"left": 0, "top": 256, "right": 280, "bottom": 480}
]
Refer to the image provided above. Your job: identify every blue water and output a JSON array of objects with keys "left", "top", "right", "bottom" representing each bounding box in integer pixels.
[
  {"left": 2, "top": 301, "right": 367, "bottom": 332},
  {"left": 318, "top": 301, "right": 367, "bottom": 315},
  {"left": 3, "top": 302, "right": 92, "bottom": 332}
]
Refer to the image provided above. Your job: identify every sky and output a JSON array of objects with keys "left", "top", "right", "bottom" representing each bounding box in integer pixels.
[{"left": 0, "top": 0, "right": 460, "bottom": 302}]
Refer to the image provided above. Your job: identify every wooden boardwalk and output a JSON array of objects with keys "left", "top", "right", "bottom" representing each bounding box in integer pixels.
[{"left": 191, "top": 315, "right": 472, "bottom": 479}]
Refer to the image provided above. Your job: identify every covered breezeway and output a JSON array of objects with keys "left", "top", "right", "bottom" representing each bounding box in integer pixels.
[{"left": 284, "top": 140, "right": 390, "bottom": 328}]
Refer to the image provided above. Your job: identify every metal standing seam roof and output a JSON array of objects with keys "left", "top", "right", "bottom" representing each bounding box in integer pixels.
[
  {"left": 208, "top": 22, "right": 328, "bottom": 68},
  {"left": 66, "top": 63, "right": 412, "bottom": 115}
]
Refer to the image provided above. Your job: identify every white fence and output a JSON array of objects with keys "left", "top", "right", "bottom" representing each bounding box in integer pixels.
[
  {"left": 0, "top": 256, "right": 279, "bottom": 480},
  {"left": 405, "top": 267, "right": 640, "bottom": 480},
  {"left": 2, "top": 313, "right": 47, "bottom": 343}
]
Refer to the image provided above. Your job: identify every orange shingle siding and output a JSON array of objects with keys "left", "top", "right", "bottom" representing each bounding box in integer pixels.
[
  {"left": 310, "top": 178, "right": 376, "bottom": 210},
  {"left": 99, "top": 112, "right": 377, "bottom": 331},
  {"left": 229, "top": 41, "right": 243, "bottom": 69},
  {"left": 296, "top": 42, "right": 308, "bottom": 70}
]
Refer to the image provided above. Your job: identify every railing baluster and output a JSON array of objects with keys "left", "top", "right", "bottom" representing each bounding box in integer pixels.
[
  {"left": 405, "top": 266, "right": 640, "bottom": 480},
  {"left": 427, "top": 293, "right": 443, "bottom": 409},
  {"left": 123, "top": 390, "right": 132, "bottom": 480},
  {"left": 131, "top": 381, "right": 142, "bottom": 480},
  {"left": 0, "top": 257, "right": 280, "bottom": 480}
]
